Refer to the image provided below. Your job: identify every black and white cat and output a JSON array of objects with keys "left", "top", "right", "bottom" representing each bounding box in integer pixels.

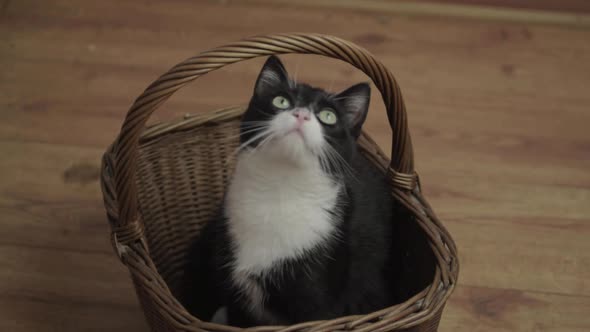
[{"left": 183, "top": 56, "right": 407, "bottom": 327}]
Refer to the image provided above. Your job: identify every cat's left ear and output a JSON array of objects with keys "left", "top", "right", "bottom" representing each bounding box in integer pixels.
[
  {"left": 254, "top": 55, "right": 290, "bottom": 95},
  {"left": 336, "top": 82, "right": 371, "bottom": 137}
]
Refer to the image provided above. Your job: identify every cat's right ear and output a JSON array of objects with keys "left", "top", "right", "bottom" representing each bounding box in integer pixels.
[{"left": 254, "top": 56, "right": 290, "bottom": 95}]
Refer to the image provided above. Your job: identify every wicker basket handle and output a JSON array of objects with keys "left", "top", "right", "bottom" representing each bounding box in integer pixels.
[{"left": 114, "top": 33, "right": 416, "bottom": 230}]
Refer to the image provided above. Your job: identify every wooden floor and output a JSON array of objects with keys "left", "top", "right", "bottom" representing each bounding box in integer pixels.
[{"left": 1, "top": 0, "right": 589, "bottom": 331}]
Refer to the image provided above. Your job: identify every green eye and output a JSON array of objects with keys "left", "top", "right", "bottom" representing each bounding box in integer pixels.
[
  {"left": 272, "top": 96, "right": 291, "bottom": 109},
  {"left": 318, "top": 109, "right": 337, "bottom": 125}
]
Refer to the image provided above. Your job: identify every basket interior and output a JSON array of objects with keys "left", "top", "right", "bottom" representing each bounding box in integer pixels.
[{"left": 134, "top": 111, "right": 436, "bottom": 311}]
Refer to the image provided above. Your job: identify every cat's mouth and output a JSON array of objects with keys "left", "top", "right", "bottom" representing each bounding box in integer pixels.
[
  {"left": 285, "top": 127, "right": 305, "bottom": 138},
  {"left": 280, "top": 127, "right": 310, "bottom": 147},
  {"left": 261, "top": 112, "right": 324, "bottom": 159},
  {"left": 271, "top": 126, "right": 320, "bottom": 158}
]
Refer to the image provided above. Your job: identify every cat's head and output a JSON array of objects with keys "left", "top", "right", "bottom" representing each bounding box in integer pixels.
[{"left": 239, "top": 56, "right": 370, "bottom": 170}]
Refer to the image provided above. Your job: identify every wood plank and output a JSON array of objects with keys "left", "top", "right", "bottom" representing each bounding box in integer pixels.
[
  {"left": 3, "top": 141, "right": 589, "bottom": 327},
  {"left": 407, "top": 0, "right": 590, "bottom": 14},
  {"left": 2, "top": 0, "right": 590, "bottom": 150},
  {"left": 3, "top": 137, "right": 588, "bottom": 297},
  {"left": 0, "top": 245, "right": 148, "bottom": 332},
  {"left": 441, "top": 285, "right": 590, "bottom": 332},
  {"left": 248, "top": 0, "right": 590, "bottom": 27},
  {"left": 1, "top": 298, "right": 148, "bottom": 332},
  {"left": 0, "top": 245, "right": 139, "bottom": 309}
]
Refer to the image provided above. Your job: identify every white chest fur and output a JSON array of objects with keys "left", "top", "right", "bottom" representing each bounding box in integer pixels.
[{"left": 226, "top": 149, "right": 341, "bottom": 276}]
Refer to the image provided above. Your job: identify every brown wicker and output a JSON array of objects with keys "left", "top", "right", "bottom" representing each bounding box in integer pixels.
[{"left": 100, "top": 33, "right": 459, "bottom": 332}]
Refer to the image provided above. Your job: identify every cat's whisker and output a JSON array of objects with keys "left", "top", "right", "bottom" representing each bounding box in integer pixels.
[
  {"left": 322, "top": 153, "right": 334, "bottom": 172},
  {"left": 230, "top": 129, "right": 272, "bottom": 159},
  {"left": 237, "top": 126, "right": 269, "bottom": 135},
  {"left": 224, "top": 126, "right": 268, "bottom": 141},
  {"left": 318, "top": 146, "right": 339, "bottom": 176},
  {"left": 240, "top": 122, "right": 267, "bottom": 129},
  {"left": 332, "top": 151, "right": 359, "bottom": 182},
  {"left": 321, "top": 142, "right": 358, "bottom": 182},
  {"left": 241, "top": 119, "right": 271, "bottom": 125},
  {"left": 239, "top": 124, "right": 268, "bottom": 133},
  {"left": 324, "top": 150, "right": 345, "bottom": 178},
  {"left": 251, "top": 106, "right": 276, "bottom": 118},
  {"left": 240, "top": 129, "right": 278, "bottom": 157},
  {"left": 251, "top": 132, "right": 276, "bottom": 154},
  {"left": 318, "top": 144, "right": 335, "bottom": 171},
  {"left": 317, "top": 149, "right": 331, "bottom": 174},
  {"left": 241, "top": 121, "right": 270, "bottom": 128}
]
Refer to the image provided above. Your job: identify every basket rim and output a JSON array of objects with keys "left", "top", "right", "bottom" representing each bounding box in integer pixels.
[
  {"left": 100, "top": 106, "right": 459, "bottom": 332},
  {"left": 110, "top": 33, "right": 420, "bottom": 234}
]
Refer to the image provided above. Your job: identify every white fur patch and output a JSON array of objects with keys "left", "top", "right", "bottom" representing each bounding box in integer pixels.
[{"left": 226, "top": 111, "right": 341, "bottom": 319}]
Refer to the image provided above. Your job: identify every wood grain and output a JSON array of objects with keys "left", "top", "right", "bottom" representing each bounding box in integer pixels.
[
  {"left": 1, "top": 0, "right": 589, "bottom": 331},
  {"left": 442, "top": 285, "right": 590, "bottom": 331},
  {"left": 250, "top": 0, "right": 590, "bottom": 27},
  {"left": 407, "top": 0, "right": 590, "bottom": 13}
]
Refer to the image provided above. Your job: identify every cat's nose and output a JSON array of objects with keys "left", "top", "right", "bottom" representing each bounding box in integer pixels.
[{"left": 292, "top": 110, "right": 311, "bottom": 121}]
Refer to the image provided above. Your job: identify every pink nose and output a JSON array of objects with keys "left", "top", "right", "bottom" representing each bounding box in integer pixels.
[{"left": 293, "top": 110, "right": 311, "bottom": 122}]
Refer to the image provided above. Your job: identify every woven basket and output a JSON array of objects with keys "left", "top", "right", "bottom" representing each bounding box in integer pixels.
[{"left": 100, "top": 33, "right": 459, "bottom": 332}]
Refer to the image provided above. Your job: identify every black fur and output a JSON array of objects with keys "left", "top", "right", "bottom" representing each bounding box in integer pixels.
[{"left": 182, "top": 56, "right": 428, "bottom": 326}]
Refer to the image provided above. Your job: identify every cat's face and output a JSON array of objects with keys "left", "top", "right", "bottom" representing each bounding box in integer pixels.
[{"left": 240, "top": 56, "right": 370, "bottom": 171}]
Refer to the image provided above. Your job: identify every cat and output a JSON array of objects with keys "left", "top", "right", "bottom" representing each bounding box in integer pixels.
[{"left": 182, "top": 55, "right": 411, "bottom": 327}]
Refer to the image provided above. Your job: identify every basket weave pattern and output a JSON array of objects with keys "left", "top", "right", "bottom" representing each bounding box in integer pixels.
[{"left": 101, "top": 33, "right": 458, "bottom": 332}]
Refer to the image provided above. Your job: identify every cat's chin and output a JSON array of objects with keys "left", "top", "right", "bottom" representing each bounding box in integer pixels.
[
  {"left": 283, "top": 129, "right": 307, "bottom": 144},
  {"left": 261, "top": 132, "right": 318, "bottom": 166}
]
